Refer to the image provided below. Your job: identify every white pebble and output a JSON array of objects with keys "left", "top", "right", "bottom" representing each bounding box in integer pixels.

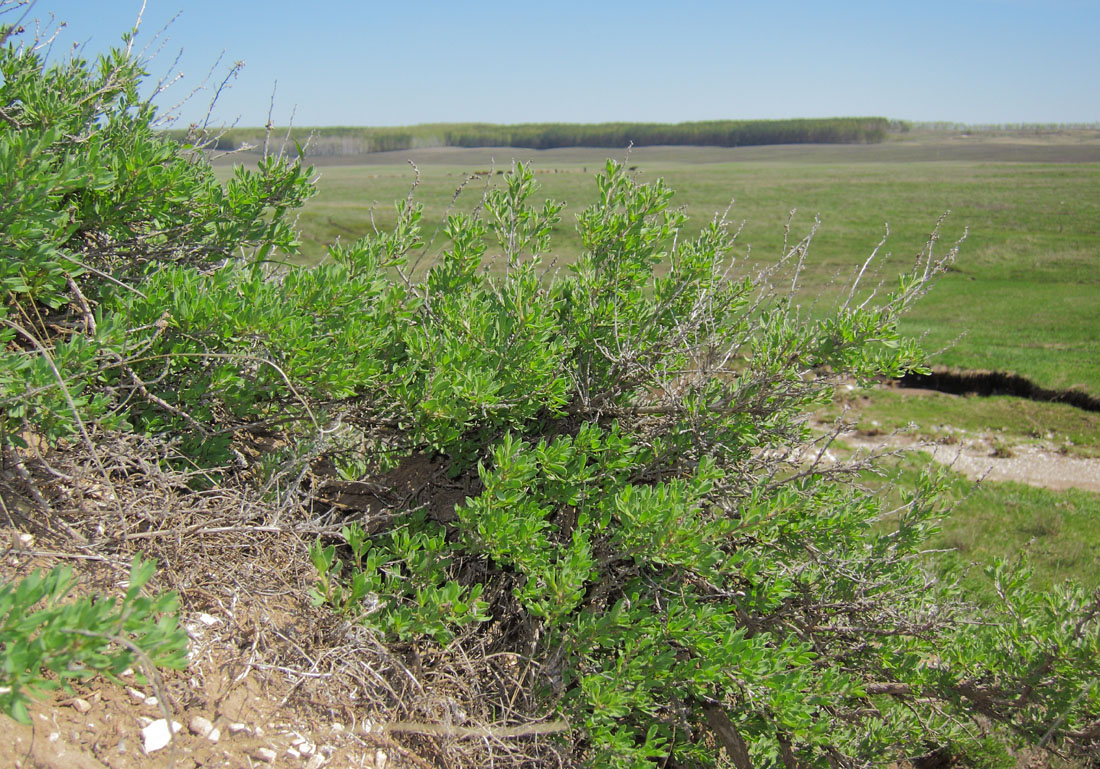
[
  {"left": 207, "top": 727, "right": 221, "bottom": 743},
  {"left": 249, "top": 746, "right": 277, "bottom": 763},
  {"left": 305, "top": 755, "right": 327, "bottom": 769},
  {"left": 188, "top": 716, "right": 214, "bottom": 737},
  {"left": 71, "top": 698, "right": 92, "bottom": 714},
  {"left": 227, "top": 721, "right": 250, "bottom": 735},
  {"left": 374, "top": 749, "right": 388, "bottom": 769},
  {"left": 127, "top": 687, "right": 147, "bottom": 704},
  {"left": 141, "top": 719, "right": 181, "bottom": 753}
]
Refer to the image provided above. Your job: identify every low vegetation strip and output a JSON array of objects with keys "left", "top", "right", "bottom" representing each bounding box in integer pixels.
[{"left": 173, "top": 117, "right": 893, "bottom": 156}]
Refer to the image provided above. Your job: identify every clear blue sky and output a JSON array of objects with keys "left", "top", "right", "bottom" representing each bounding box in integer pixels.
[{"left": 19, "top": 0, "right": 1100, "bottom": 128}]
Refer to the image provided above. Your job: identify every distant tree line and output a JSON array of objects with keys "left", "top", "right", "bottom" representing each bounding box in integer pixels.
[
  {"left": 167, "top": 117, "right": 894, "bottom": 156},
  {"left": 434, "top": 117, "right": 892, "bottom": 149}
]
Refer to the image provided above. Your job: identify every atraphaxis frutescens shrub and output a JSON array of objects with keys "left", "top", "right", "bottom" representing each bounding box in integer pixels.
[{"left": 2, "top": 8, "right": 1097, "bottom": 767}]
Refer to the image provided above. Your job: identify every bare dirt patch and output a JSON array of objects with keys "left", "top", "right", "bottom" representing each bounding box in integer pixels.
[{"left": 839, "top": 429, "right": 1100, "bottom": 493}]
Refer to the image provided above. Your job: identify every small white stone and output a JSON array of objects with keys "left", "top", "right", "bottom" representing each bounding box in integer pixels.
[
  {"left": 254, "top": 725, "right": 265, "bottom": 737},
  {"left": 298, "top": 741, "right": 316, "bottom": 756},
  {"left": 48, "top": 732, "right": 60, "bottom": 743},
  {"left": 71, "top": 698, "right": 92, "bottom": 714},
  {"left": 227, "top": 721, "right": 250, "bottom": 735},
  {"left": 197, "top": 612, "right": 220, "bottom": 626},
  {"left": 359, "top": 719, "right": 372, "bottom": 734},
  {"left": 207, "top": 728, "right": 221, "bottom": 743},
  {"left": 127, "top": 687, "right": 147, "bottom": 704},
  {"left": 287, "top": 747, "right": 301, "bottom": 759},
  {"left": 374, "top": 749, "right": 388, "bottom": 769},
  {"left": 305, "top": 755, "right": 327, "bottom": 769},
  {"left": 330, "top": 722, "right": 344, "bottom": 733},
  {"left": 188, "top": 716, "right": 214, "bottom": 737},
  {"left": 248, "top": 746, "right": 277, "bottom": 763},
  {"left": 142, "top": 719, "right": 181, "bottom": 753},
  {"left": 143, "top": 696, "right": 158, "bottom": 707}
]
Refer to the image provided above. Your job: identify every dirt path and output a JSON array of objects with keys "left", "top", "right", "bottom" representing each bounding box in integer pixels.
[{"left": 840, "top": 429, "right": 1100, "bottom": 493}]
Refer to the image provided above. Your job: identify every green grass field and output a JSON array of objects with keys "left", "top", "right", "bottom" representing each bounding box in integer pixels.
[
  {"left": 868, "top": 455, "right": 1100, "bottom": 605},
  {"left": 221, "top": 134, "right": 1099, "bottom": 394}
]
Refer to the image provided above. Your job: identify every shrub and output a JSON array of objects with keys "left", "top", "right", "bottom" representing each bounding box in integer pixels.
[
  {"left": 300, "top": 161, "right": 1100, "bottom": 767},
  {"left": 2, "top": 6, "right": 1098, "bottom": 767},
  {"left": 0, "top": 9, "right": 313, "bottom": 451}
]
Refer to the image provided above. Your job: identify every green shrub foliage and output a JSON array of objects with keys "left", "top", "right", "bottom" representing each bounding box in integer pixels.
[
  {"left": 0, "top": 15, "right": 313, "bottom": 448},
  {"left": 2, "top": 11, "right": 1098, "bottom": 767}
]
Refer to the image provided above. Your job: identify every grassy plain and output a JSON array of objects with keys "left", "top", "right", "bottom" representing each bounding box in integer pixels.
[
  {"left": 874, "top": 456, "right": 1100, "bottom": 603},
  {"left": 221, "top": 132, "right": 1099, "bottom": 394},
  {"left": 939, "top": 480, "right": 1100, "bottom": 597}
]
